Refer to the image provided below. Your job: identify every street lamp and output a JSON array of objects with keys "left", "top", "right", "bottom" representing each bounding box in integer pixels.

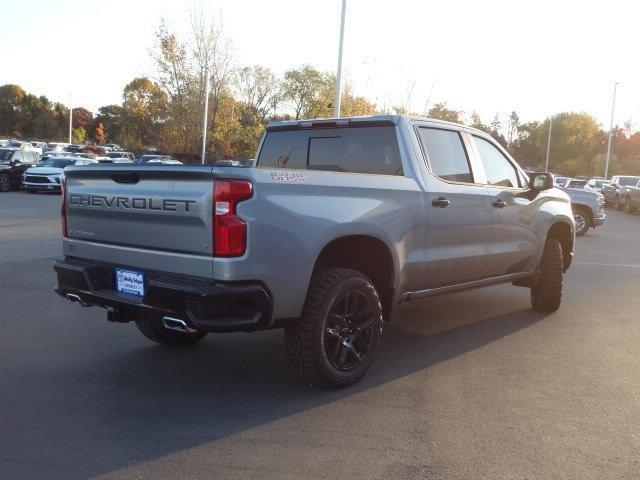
[
  {"left": 201, "top": 67, "right": 211, "bottom": 164},
  {"left": 333, "top": 0, "right": 347, "bottom": 118},
  {"left": 545, "top": 115, "right": 552, "bottom": 172},
  {"left": 604, "top": 82, "right": 619, "bottom": 179},
  {"left": 68, "top": 93, "right": 73, "bottom": 144}
]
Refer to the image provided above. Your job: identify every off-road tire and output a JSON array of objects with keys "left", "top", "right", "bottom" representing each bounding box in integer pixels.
[
  {"left": 285, "top": 267, "right": 383, "bottom": 389},
  {"left": 135, "top": 315, "right": 206, "bottom": 346},
  {"left": 531, "top": 238, "right": 564, "bottom": 312},
  {"left": 572, "top": 207, "right": 590, "bottom": 236},
  {"left": 0, "top": 174, "right": 10, "bottom": 192}
]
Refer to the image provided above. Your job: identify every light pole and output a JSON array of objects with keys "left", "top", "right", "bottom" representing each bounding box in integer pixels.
[
  {"left": 604, "top": 82, "right": 619, "bottom": 179},
  {"left": 68, "top": 93, "right": 73, "bottom": 144},
  {"left": 201, "top": 67, "right": 210, "bottom": 164},
  {"left": 545, "top": 116, "right": 552, "bottom": 171},
  {"left": 333, "top": 0, "right": 347, "bottom": 118}
]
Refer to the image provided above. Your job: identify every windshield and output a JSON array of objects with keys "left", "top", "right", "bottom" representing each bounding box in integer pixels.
[
  {"left": 107, "top": 152, "right": 127, "bottom": 158},
  {"left": 618, "top": 177, "right": 639, "bottom": 186},
  {"left": 0, "top": 149, "right": 14, "bottom": 162},
  {"left": 39, "top": 158, "right": 76, "bottom": 168},
  {"left": 594, "top": 180, "right": 609, "bottom": 187},
  {"left": 568, "top": 180, "right": 587, "bottom": 188}
]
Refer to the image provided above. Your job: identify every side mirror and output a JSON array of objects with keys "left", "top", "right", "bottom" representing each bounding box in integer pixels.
[{"left": 529, "top": 172, "right": 553, "bottom": 191}]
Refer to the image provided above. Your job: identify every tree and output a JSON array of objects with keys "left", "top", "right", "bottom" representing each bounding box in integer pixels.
[
  {"left": 236, "top": 65, "right": 281, "bottom": 124},
  {"left": 427, "top": 103, "right": 463, "bottom": 124},
  {"left": 283, "top": 65, "right": 325, "bottom": 119},
  {"left": 95, "top": 122, "right": 106, "bottom": 144},
  {"left": 72, "top": 107, "right": 93, "bottom": 129},
  {"left": 71, "top": 126, "right": 87, "bottom": 144},
  {"left": 0, "top": 84, "right": 26, "bottom": 136}
]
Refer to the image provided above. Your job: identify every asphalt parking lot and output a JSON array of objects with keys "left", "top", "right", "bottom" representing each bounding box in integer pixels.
[{"left": 2, "top": 191, "right": 640, "bottom": 480}]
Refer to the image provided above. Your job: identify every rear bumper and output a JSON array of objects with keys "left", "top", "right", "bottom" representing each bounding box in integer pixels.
[{"left": 54, "top": 257, "right": 274, "bottom": 332}]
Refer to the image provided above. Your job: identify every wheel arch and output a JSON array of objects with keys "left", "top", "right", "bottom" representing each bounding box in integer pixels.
[
  {"left": 311, "top": 235, "right": 397, "bottom": 321},
  {"left": 546, "top": 220, "right": 574, "bottom": 270}
]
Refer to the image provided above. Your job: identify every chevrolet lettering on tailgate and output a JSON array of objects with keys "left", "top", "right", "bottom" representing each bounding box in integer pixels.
[{"left": 68, "top": 194, "right": 196, "bottom": 212}]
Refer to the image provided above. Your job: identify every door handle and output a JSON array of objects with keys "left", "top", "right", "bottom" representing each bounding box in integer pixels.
[
  {"left": 432, "top": 197, "right": 450, "bottom": 208},
  {"left": 492, "top": 199, "right": 507, "bottom": 209}
]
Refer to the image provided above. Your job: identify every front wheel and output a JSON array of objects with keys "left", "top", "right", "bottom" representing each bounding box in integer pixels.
[
  {"left": 531, "top": 238, "right": 564, "bottom": 312},
  {"left": 135, "top": 315, "right": 207, "bottom": 346},
  {"left": 285, "top": 267, "right": 383, "bottom": 389},
  {"left": 572, "top": 208, "right": 590, "bottom": 236}
]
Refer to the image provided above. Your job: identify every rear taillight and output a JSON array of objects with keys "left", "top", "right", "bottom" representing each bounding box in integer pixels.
[
  {"left": 60, "top": 176, "right": 67, "bottom": 238},
  {"left": 213, "top": 180, "right": 253, "bottom": 256}
]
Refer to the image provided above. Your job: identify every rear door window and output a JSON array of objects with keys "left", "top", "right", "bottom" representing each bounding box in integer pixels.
[{"left": 417, "top": 127, "right": 473, "bottom": 183}]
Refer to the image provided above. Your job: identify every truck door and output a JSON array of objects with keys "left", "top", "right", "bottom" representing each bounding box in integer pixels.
[
  {"left": 416, "top": 126, "right": 493, "bottom": 288},
  {"left": 467, "top": 134, "right": 537, "bottom": 277}
]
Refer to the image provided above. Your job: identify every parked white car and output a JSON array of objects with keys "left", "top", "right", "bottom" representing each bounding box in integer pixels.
[{"left": 22, "top": 157, "right": 96, "bottom": 192}]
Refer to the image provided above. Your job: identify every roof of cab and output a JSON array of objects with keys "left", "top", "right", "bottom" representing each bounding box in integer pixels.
[{"left": 266, "top": 114, "right": 487, "bottom": 135}]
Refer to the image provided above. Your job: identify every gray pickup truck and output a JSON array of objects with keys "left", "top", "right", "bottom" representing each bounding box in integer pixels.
[
  {"left": 54, "top": 115, "right": 575, "bottom": 388},
  {"left": 564, "top": 187, "right": 606, "bottom": 236}
]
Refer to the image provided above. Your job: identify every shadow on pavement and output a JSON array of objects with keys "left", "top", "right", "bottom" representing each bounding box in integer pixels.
[{"left": 24, "top": 294, "right": 546, "bottom": 479}]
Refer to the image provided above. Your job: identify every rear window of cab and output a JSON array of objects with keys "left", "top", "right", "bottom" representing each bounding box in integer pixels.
[{"left": 257, "top": 126, "right": 403, "bottom": 176}]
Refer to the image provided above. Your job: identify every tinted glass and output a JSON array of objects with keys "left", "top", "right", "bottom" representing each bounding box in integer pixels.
[
  {"left": 41, "top": 159, "right": 75, "bottom": 168},
  {"left": 257, "top": 126, "right": 402, "bottom": 175},
  {"left": 256, "top": 130, "right": 308, "bottom": 169},
  {"left": 417, "top": 128, "right": 472, "bottom": 183},
  {"left": 0, "top": 149, "right": 13, "bottom": 161},
  {"left": 618, "top": 177, "right": 640, "bottom": 186},
  {"left": 329, "top": 127, "right": 402, "bottom": 175},
  {"left": 473, "top": 136, "right": 520, "bottom": 187}
]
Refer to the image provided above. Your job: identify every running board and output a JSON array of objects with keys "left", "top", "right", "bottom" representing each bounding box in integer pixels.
[{"left": 400, "top": 272, "right": 534, "bottom": 302}]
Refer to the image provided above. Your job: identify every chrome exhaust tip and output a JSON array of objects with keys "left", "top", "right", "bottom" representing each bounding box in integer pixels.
[
  {"left": 66, "top": 293, "right": 90, "bottom": 307},
  {"left": 162, "top": 316, "right": 197, "bottom": 333}
]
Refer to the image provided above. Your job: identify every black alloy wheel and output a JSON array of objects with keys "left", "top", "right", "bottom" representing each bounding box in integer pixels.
[{"left": 323, "top": 289, "right": 379, "bottom": 372}]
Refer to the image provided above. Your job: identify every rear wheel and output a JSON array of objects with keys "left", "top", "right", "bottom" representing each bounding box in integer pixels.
[
  {"left": 0, "top": 174, "right": 10, "bottom": 192},
  {"left": 285, "top": 267, "right": 383, "bottom": 389},
  {"left": 572, "top": 207, "right": 590, "bottom": 236},
  {"left": 531, "top": 238, "right": 564, "bottom": 312},
  {"left": 135, "top": 315, "right": 206, "bottom": 346}
]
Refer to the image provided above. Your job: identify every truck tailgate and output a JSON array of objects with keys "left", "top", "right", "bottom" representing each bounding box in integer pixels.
[{"left": 64, "top": 165, "right": 214, "bottom": 256}]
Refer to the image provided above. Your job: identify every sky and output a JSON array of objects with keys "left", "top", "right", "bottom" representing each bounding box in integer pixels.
[{"left": 1, "top": 0, "right": 638, "bottom": 129}]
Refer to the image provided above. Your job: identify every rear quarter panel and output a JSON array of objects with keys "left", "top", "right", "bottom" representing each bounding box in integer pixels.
[{"left": 213, "top": 166, "right": 425, "bottom": 319}]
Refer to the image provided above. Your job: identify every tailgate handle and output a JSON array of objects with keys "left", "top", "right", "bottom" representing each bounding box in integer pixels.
[{"left": 111, "top": 172, "right": 140, "bottom": 184}]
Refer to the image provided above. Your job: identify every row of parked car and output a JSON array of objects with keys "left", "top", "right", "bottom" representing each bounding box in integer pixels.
[
  {"left": 0, "top": 139, "right": 181, "bottom": 193},
  {"left": 600, "top": 175, "right": 640, "bottom": 214}
]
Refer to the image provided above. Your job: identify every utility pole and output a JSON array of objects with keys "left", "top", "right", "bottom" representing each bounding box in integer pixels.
[
  {"left": 604, "top": 82, "right": 619, "bottom": 179},
  {"left": 333, "top": 0, "right": 347, "bottom": 118},
  {"left": 545, "top": 116, "right": 552, "bottom": 171},
  {"left": 201, "top": 67, "right": 210, "bottom": 164},
  {"left": 68, "top": 93, "right": 73, "bottom": 144}
]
